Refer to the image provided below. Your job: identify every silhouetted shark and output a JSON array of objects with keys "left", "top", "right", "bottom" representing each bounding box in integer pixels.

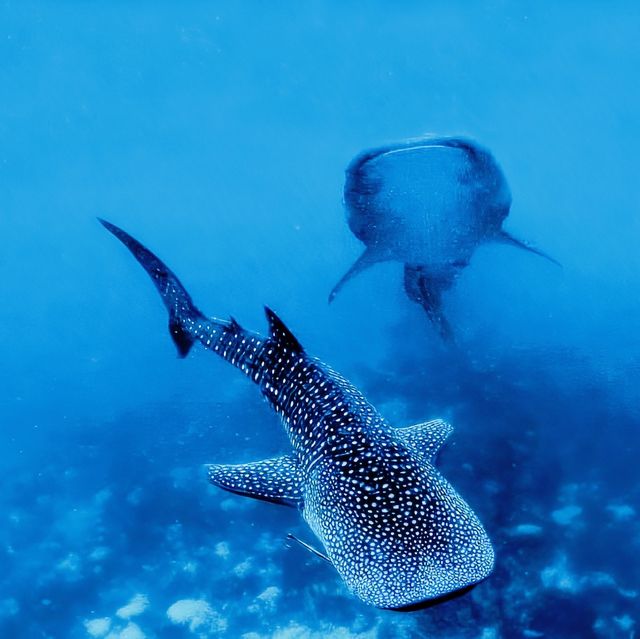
[
  {"left": 100, "top": 219, "right": 494, "bottom": 609},
  {"left": 330, "top": 136, "right": 558, "bottom": 339}
]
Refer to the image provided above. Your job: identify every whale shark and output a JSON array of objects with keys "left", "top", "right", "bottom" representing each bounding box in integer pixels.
[
  {"left": 329, "top": 136, "right": 558, "bottom": 339},
  {"left": 100, "top": 219, "right": 494, "bottom": 609}
]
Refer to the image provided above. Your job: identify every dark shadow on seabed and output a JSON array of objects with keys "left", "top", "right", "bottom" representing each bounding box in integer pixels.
[{"left": 353, "top": 315, "right": 639, "bottom": 637}]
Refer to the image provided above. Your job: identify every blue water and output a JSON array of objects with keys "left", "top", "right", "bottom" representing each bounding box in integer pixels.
[{"left": 2, "top": 3, "right": 639, "bottom": 638}]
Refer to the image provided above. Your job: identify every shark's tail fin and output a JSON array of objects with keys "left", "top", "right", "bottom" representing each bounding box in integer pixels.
[
  {"left": 403, "top": 265, "right": 455, "bottom": 341},
  {"left": 98, "top": 218, "right": 206, "bottom": 358}
]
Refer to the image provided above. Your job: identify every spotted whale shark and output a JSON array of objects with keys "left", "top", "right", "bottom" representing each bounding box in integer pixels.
[{"left": 100, "top": 219, "right": 494, "bottom": 609}]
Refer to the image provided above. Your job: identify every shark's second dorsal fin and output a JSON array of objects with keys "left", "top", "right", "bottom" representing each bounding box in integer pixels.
[
  {"left": 264, "top": 307, "right": 303, "bottom": 353},
  {"left": 228, "top": 316, "right": 242, "bottom": 333},
  {"left": 393, "top": 419, "right": 453, "bottom": 463},
  {"left": 207, "top": 454, "right": 303, "bottom": 507}
]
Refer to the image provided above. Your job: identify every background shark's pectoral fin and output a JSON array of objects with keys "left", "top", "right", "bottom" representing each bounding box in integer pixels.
[
  {"left": 496, "top": 229, "right": 561, "bottom": 267},
  {"left": 207, "top": 455, "right": 303, "bottom": 507},
  {"left": 328, "top": 247, "right": 380, "bottom": 303},
  {"left": 393, "top": 418, "right": 453, "bottom": 463}
]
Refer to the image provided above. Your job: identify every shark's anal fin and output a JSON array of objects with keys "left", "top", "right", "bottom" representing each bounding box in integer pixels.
[
  {"left": 393, "top": 419, "right": 453, "bottom": 463},
  {"left": 286, "top": 533, "right": 332, "bottom": 563},
  {"left": 207, "top": 455, "right": 303, "bottom": 507},
  {"left": 328, "top": 246, "right": 379, "bottom": 303},
  {"left": 496, "top": 230, "right": 561, "bottom": 267}
]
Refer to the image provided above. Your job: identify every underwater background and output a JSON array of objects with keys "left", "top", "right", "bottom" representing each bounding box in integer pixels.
[{"left": 1, "top": 2, "right": 639, "bottom": 638}]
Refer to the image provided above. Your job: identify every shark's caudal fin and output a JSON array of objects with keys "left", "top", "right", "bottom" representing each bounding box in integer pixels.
[
  {"left": 328, "top": 247, "right": 379, "bottom": 303},
  {"left": 99, "top": 219, "right": 304, "bottom": 390},
  {"left": 403, "top": 265, "right": 455, "bottom": 340},
  {"left": 496, "top": 230, "right": 561, "bottom": 267},
  {"left": 99, "top": 218, "right": 206, "bottom": 358}
]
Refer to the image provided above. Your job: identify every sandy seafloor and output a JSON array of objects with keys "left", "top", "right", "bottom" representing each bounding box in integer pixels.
[{"left": 1, "top": 2, "right": 639, "bottom": 638}]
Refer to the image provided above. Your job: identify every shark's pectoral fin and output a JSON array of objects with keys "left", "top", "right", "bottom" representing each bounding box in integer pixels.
[
  {"left": 207, "top": 454, "right": 303, "bottom": 507},
  {"left": 328, "top": 247, "right": 380, "bottom": 303},
  {"left": 393, "top": 418, "right": 453, "bottom": 463},
  {"left": 495, "top": 230, "right": 561, "bottom": 267}
]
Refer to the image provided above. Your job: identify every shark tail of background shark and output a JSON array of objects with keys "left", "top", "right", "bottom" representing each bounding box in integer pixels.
[
  {"left": 98, "top": 218, "right": 206, "bottom": 358},
  {"left": 496, "top": 230, "right": 561, "bottom": 267},
  {"left": 403, "top": 265, "right": 455, "bottom": 341}
]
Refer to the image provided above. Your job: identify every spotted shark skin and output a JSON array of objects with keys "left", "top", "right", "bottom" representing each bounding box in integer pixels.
[{"left": 100, "top": 219, "right": 494, "bottom": 609}]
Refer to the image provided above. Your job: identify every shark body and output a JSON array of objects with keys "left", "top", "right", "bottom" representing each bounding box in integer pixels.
[{"left": 100, "top": 219, "right": 494, "bottom": 609}]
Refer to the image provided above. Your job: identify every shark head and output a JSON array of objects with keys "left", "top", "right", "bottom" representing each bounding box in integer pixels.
[{"left": 300, "top": 418, "right": 494, "bottom": 609}]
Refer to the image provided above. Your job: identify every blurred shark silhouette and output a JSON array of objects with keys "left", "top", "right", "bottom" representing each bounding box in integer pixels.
[{"left": 329, "top": 137, "right": 558, "bottom": 339}]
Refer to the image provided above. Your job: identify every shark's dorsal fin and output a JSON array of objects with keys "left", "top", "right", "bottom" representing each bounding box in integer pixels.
[
  {"left": 207, "top": 454, "right": 303, "bottom": 507},
  {"left": 393, "top": 419, "right": 453, "bottom": 463},
  {"left": 264, "top": 307, "right": 303, "bottom": 353}
]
